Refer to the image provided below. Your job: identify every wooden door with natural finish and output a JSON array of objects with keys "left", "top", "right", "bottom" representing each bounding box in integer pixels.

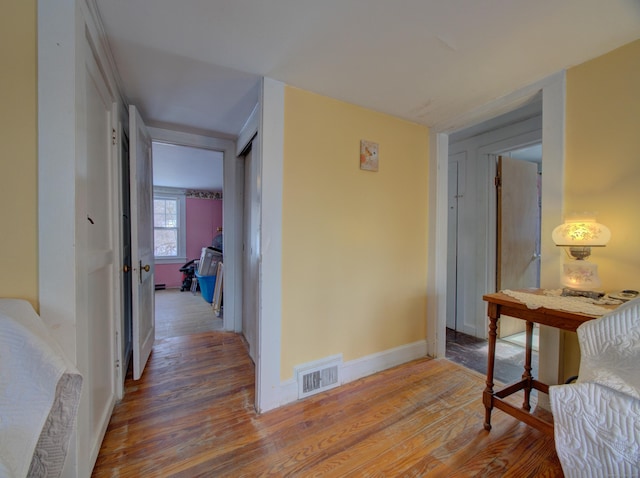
[
  {"left": 496, "top": 156, "right": 540, "bottom": 338},
  {"left": 129, "top": 105, "right": 155, "bottom": 379}
]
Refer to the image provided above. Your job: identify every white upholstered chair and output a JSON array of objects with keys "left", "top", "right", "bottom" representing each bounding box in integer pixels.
[
  {"left": 0, "top": 299, "right": 83, "bottom": 478},
  {"left": 549, "top": 297, "right": 640, "bottom": 477}
]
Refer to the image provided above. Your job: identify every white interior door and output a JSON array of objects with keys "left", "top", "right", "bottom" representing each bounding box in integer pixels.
[
  {"left": 497, "top": 155, "right": 540, "bottom": 337},
  {"left": 129, "top": 105, "right": 155, "bottom": 379},
  {"left": 242, "top": 145, "right": 259, "bottom": 362},
  {"left": 446, "top": 160, "right": 459, "bottom": 330},
  {"left": 81, "top": 37, "right": 118, "bottom": 460}
]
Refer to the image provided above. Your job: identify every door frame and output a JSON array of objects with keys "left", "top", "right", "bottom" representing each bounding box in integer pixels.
[
  {"left": 429, "top": 72, "right": 567, "bottom": 397},
  {"left": 116, "top": 122, "right": 132, "bottom": 398},
  {"left": 147, "top": 127, "right": 239, "bottom": 333},
  {"left": 240, "top": 144, "right": 259, "bottom": 363}
]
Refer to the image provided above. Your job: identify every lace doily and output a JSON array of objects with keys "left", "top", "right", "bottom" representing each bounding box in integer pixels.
[{"left": 501, "top": 289, "right": 620, "bottom": 316}]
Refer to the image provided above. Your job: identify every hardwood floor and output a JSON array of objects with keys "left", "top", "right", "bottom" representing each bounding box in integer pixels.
[
  {"left": 445, "top": 328, "right": 539, "bottom": 384},
  {"left": 155, "top": 288, "right": 223, "bottom": 340},
  {"left": 93, "top": 331, "right": 562, "bottom": 477}
]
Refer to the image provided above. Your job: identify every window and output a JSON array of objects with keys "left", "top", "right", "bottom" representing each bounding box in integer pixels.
[
  {"left": 153, "top": 188, "right": 186, "bottom": 262},
  {"left": 154, "top": 197, "right": 178, "bottom": 256}
]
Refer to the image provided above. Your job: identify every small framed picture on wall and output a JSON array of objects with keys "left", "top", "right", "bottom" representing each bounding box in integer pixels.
[{"left": 360, "top": 140, "right": 379, "bottom": 172}]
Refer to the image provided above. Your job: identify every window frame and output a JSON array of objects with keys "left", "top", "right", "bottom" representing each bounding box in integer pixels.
[{"left": 153, "top": 187, "right": 187, "bottom": 264}]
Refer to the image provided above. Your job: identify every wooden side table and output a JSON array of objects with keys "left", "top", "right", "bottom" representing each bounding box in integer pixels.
[{"left": 482, "top": 289, "right": 616, "bottom": 436}]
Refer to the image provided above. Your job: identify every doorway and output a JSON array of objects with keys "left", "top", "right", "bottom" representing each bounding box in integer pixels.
[
  {"left": 444, "top": 102, "right": 543, "bottom": 376},
  {"left": 495, "top": 146, "right": 542, "bottom": 350},
  {"left": 121, "top": 137, "right": 233, "bottom": 380},
  {"left": 151, "top": 142, "right": 224, "bottom": 336},
  {"left": 446, "top": 99, "right": 543, "bottom": 340},
  {"left": 116, "top": 121, "right": 262, "bottom": 408},
  {"left": 445, "top": 143, "right": 542, "bottom": 379}
]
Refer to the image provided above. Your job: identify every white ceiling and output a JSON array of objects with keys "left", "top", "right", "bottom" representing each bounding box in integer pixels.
[
  {"left": 95, "top": 1, "right": 640, "bottom": 187},
  {"left": 153, "top": 143, "right": 224, "bottom": 190}
]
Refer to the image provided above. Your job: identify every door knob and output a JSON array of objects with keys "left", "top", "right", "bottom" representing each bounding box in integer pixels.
[
  {"left": 123, "top": 265, "right": 130, "bottom": 273},
  {"left": 138, "top": 261, "right": 151, "bottom": 283}
]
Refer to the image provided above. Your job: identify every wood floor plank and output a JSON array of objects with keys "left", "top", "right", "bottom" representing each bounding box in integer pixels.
[
  {"left": 92, "top": 331, "right": 563, "bottom": 477},
  {"left": 155, "top": 289, "right": 223, "bottom": 340}
]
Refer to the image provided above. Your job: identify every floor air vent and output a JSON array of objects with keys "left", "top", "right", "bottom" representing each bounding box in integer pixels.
[{"left": 296, "top": 355, "right": 342, "bottom": 399}]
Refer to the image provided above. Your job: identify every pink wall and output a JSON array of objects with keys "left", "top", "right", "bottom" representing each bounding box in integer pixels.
[
  {"left": 155, "top": 197, "right": 223, "bottom": 288},
  {"left": 186, "top": 197, "right": 223, "bottom": 260}
]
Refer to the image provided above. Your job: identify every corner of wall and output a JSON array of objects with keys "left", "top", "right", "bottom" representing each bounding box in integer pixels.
[{"left": 259, "top": 340, "right": 428, "bottom": 413}]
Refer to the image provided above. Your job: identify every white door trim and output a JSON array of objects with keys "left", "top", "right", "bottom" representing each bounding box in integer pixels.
[
  {"left": 426, "top": 132, "right": 449, "bottom": 358},
  {"left": 147, "top": 127, "right": 239, "bottom": 333},
  {"left": 255, "top": 78, "right": 285, "bottom": 413}
]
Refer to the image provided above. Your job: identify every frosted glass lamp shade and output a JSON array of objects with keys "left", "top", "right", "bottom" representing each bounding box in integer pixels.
[{"left": 552, "top": 220, "right": 611, "bottom": 247}]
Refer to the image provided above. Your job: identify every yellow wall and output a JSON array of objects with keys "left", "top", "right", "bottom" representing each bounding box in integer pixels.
[
  {"left": 566, "top": 39, "right": 640, "bottom": 291},
  {"left": 281, "top": 87, "right": 430, "bottom": 379},
  {"left": 563, "top": 39, "right": 640, "bottom": 376},
  {"left": 0, "top": 1, "right": 38, "bottom": 307}
]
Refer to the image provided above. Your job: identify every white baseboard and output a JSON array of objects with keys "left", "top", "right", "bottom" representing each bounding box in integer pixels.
[
  {"left": 341, "top": 340, "right": 428, "bottom": 384},
  {"left": 266, "top": 340, "right": 428, "bottom": 411}
]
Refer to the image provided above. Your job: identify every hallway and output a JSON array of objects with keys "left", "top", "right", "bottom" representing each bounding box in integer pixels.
[{"left": 155, "top": 288, "right": 223, "bottom": 340}]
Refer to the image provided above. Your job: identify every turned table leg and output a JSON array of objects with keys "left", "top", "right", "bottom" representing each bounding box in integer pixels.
[
  {"left": 483, "top": 303, "right": 499, "bottom": 431},
  {"left": 522, "top": 320, "right": 534, "bottom": 411}
]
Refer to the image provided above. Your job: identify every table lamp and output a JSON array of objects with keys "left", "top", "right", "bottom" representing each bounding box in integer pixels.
[{"left": 552, "top": 217, "right": 610, "bottom": 292}]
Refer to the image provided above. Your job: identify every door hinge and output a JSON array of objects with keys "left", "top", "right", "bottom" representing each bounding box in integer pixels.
[
  {"left": 115, "top": 330, "right": 120, "bottom": 370},
  {"left": 112, "top": 128, "right": 117, "bottom": 145},
  {"left": 494, "top": 175, "right": 501, "bottom": 187}
]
